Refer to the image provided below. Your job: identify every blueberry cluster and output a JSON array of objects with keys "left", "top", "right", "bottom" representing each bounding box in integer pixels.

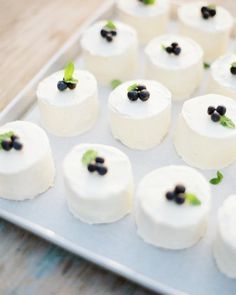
[
  {"left": 100, "top": 27, "right": 117, "bottom": 42},
  {"left": 201, "top": 6, "right": 216, "bottom": 19},
  {"left": 1, "top": 134, "right": 23, "bottom": 152},
  {"left": 230, "top": 64, "right": 236, "bottom": 75},
  {"left": 208, "top": 105, "right": 226, "bottom": 122},
  {"left": 165, "top": 185, "right": 186, "bottom": 205},
  {"left": 57, "top": 80, "right": 77, "bottom": 91},
  {"left": 87, "top": 157, "right": 108, "bottom": 176},
  {"left": 164, "top": 43, "right": 181, "bottom": 56},
  {"left": 127, "top": 85, "right": 150, "bottom": 102}
]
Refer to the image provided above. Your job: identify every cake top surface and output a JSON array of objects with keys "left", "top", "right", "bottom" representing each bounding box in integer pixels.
[
  {"left": 117, "top": 0, "right": 170, "bottom": 17},
  {"left": 109, "top": 80, "right": 171, "bottom": 118},
  {"left": 37, "top": 70, "right": 97, "bottom": 106},
  {"left": 136, "top": 165, "right": 211, "bottom": 227},
  {"left": 0, "top": 121, "right": 50, "bottom": 174},
  {"left": 182, "top": 94, "right": 236, "bottom": 138},
  {"left": 81, "top": 20, "right": 137, "bottom": 56},
  {"left": 178, "top": 1, "right": 234, "bottom": 32},
  {"left": 63, "top": 144, "right": 133, "bottom": 197},
  {"left": 211, "top": 53, "right": 236, "bottom": 90},
  {"left": 218, "top": 194, "right": 236, "bottom": 248},
  {"left": 145, "top": 34, "right": 203, "bottom": 69}
]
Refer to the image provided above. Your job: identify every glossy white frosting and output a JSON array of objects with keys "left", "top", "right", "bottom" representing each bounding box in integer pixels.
[
  {"left": 116, "top": 0, "right": 170, "bottom": 44},
  {"left": 37, "top": 70, "right": 99, "bottom": 137},
  {"left": 209, "top": 54, "right": 236, "bottom": 100},
  {"left": 63, "top": 144, "right": 134, "bottom": 224},
  {"left": 0, "top": 121, "right": 55, "bottom": 200},
  {"left": 178, "top": 1, "right": 234, "bottom": 62},
  {"left": 145, "top": 34, "right": 203, "bottom": 100},
  {"left": 81, "top": 20, "right": 138, "bottom": 84},
  {"left": 108, "top": 79, "right": 171, "bottom": 150},
  {"left": 174, "top": 94, "right": 236, "bottom": 169},
  {"left": 214, "top": 195, "right": 236, "bottom": 278},
  {"left": 135, "top": 165, "right": 211, "bottom": 249}
]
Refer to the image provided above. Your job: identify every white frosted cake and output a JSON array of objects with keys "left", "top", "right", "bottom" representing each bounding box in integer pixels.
[
  {"left": 178, "top": 1, "right": 234, "bottom": 63},
  {"left": 208, "top": 54, "right": 236, "bottom": 100},
  {"left": 108, "top": 80, "right": 171, "bottom": 150},
  {"left": 214, "top": 195, "right": 236, "bottom": 278},
  {"left": 116, "top": 0, "right": 170, "bottom": 44},
  {"left": 174, "top": 94, "right": 236, "bottom": 169},
  {"left": 145, "top": 34, "right": 203, "bottom": 100},
  {"left": 37, "top": 65, "right": 99, "bottom": 137},
  {"left": 135, "top": 165, "right": 211, "bottom": 249},
  {"left": 0, "top": 121, "right": 55, "bottom": 200},
  {"left": 81, "top": 20, "right": 138, "bottom": 84},
  {"left": 63, "top": 144, "right": 134, "bottom": 224}
]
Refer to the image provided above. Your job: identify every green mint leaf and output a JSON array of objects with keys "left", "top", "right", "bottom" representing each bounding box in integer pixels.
[
  {"left": 220, "top": 115, "right": 236, "bottom": 129},
  {"left": 161, "top": 44, "right": 166, "bottom": 51},
  {"left": 105, "top": 20, "right": 116, "bottom": 30},
  {"left": 208, "top": 4, "right": 216, "bottom": 10},
  {"left": 127, "top": 83, "right": 138, "bottom": 92},
  {"left": 111, "top": 79, "right": 122, "bottom": 90},
  {"left": 210, "top": 170, "right": 223, "bottom": 185},
  {"left": 185, "top": 193, "right": 201, "bottom": 206},
  {"left": 0, "top": 131, "right": 14, "bottom": 150},
  {"left": 82, "top": 150, "right": 98, "bottom": 166},
  {"left": 143, "top": 0, "right": 156, "bottom": 5},
  {"left": 204, "top": 62, "right": 210, "bottom": 69},
  {"left": 217, "top": 170, "right": 223, "bottom": 181},
  {"left": 64, "top": 62, "right": 75, "bottom": 82},
  {"left": 231, "top": 62, "right": 236, "bottom": 68}
]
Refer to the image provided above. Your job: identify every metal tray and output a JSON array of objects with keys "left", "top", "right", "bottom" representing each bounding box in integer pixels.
[{"left": 0, "top": 1, "right": 236, "bottom": 294}]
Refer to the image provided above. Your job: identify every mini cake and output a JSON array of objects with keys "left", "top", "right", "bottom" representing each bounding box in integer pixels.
[
  {"left": 135, "top": 165, "right": 211, "bottom": 249},
  {"left": 63, "top": 144, "right": 134, "bottom": 224},
  {"left": 116, "top": 0, "right": 170, "bottom": 44},
  {"left": 214, "top": 195, "right": 236, "bottom": 278},
  {"left": 178, "top": 2, "right": 234, "bottom": 63},
  {"left": 37, "top": 62, "right": 99, "bottom": 137},
  {"left": 0, "top": 121, "right": 55, "bottom": 200},
  {"left": 145, "top": 34, "right": 203, "bottom": 100},
  {"left": 80, "top": 20, "right": 138, "bottom": 84},
  {"left": 208, "top": 54, "right": 236, "bottom": 100},
  {"left": 174, "top": 94, "right": 236, "bottom": 169},
  {"left": 108, "top": 80, "right": 171, "bottom": 150}
]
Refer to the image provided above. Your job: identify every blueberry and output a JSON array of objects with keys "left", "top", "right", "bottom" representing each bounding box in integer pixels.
[
  {"left": 230, "top": 66, "right": 236, "bottom": 75},
  {"left": 202, "top": 10, "right": 210, "bottom": 19},
  {"left": 97, "top": 165, "right": 108, "bottom": 176},
  {"left": 139, "top": 90, "right": 150, "bottom": 101},
  {"left": 216, "top": 105, "right": 226, "bottom": 116},
  {"left": 174, "top": 185, "right": 186, "bottom": 195},
  {"left": 100, "top": 29, "right": 107, "bottom": 38},
  {"left": 173, "top": 47, "right": 181, "bottom": 56},
  {"left": 171, "top": 42, "right": 178, "bottom": 48},
  {"left": 111, "top": 30, "right": 117, "bottom": 36},
  {"left": 166, "top": 46, "right": 173, "bottom": 54},
  {"left": 1, "top": 140, "right": 12, "bottom": 151},
  {"left": 136, "top": 84, "right": 147, "bottom": 91},
  {"left": 209, "top": 9, "right": 216, "bottom": 17},
  {"left": 106, "top": 34, "right": 113, "bottom": 42},
  {"left": 95, "top": 157, "right": 105, "bottom": 164},
  {"left": 166, "top": 191, "right": 175, "bottom": 201},
  {"left": 211, "top": 112, "right": 221, "bottom": 122},
  {"left": 175, "top": 193, "right": 186, "bottom": 205},
  {"left": 128, "top": 91, "right": 139, "bottom": 101},
  {"left": 207, "top": 106, "right": 215, "bottom": 115},
  {"left": 12, "top": 141, "right": 23, "bottom": 151},
  {"left": 57, "top": 80, "right": 67, "bottom": 91},
  {"left": 11, "top": 134, "right": 19, "bottom": 142},
  {"left": 67, "top": 82, "right": 77, "bottom": 90},
  {"left": 87, "top": 163, "right": 97, "bottom": 173},
  {"left": 201, "top": 6, "right": 208, "bottom": 14}
]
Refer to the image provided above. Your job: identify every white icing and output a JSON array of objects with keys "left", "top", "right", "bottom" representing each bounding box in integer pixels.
[
  {"left": 174, "top": 94, "right": 236, "bottom": 169},
  {"left": 108, "top": 80, "right": 171, "bottom": 150},
  {"left": 37, "top": 70, "right": 99, "bottom": 137},
  {"left": 0, "top": 121, "right": 55, "bottom": 200},
  {"left": 214, "top": 195, "right": 236, "bottom": 278},
  {"left": 135, "top": 165, "right": 211, "bottom": 249},
  {"left": 63, "top": 144, "right": 133, "bottom": 224},
  {"left": 145, "top": 34, "right": 203, "bottom": 100}
]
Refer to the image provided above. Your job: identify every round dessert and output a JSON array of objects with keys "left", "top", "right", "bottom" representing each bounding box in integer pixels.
[
  {"left": 135, "top": 165, "right": 211, "bottom": 249},
  {"left": 108, "top": 80, "right": 172, "bottom": 150},
  {"left": 63, "top": 144, "right": 134, "bottom": 224},
  {"left": 0, "top": 121, "right": 55, "bottom": 200},
  {"left": 80, "top": 20, "right": 138, "bottom": 85},
  {"left": 174, "top": 94, "right": 236, "bottom": 169},
  {"left": 178, "top": 1, "right": 234, "bottom": 63},
  {"left": 144, "top": 34, "right": 203, "bottom": 100},
  {"left": 214, "top": 195, "right": 236, "bottom": 278},
  {"left": 208, "top": 53, "right": 236, "bottom": 100},
  {"left": 37, "top": 63, "right": 99, "bottom": 137},
  {"left": 116, "top": 0, "right": 170, "bottom": 45}
]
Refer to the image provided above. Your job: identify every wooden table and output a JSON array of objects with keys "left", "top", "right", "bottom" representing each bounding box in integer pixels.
[{"left": 0, "top": 0, "right": 153, "bottom": 293}]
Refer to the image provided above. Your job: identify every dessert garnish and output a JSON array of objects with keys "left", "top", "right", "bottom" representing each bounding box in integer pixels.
[
  {"left": 0, "top": 131, "right": 23, "bottom": 152},
  {"left": 230, "top": 62, "right": 236, "bottom": 75},
  {"left": 201, "top": 4, "right": 216, "bottom": 19},
  {"left": 162, "top": 43, "right": 181, "bottom": 56},
  {"left": 82, "top": 149, "right": 108, "bottom": 176},
  {"left": 138, "top": 0, "right": 156, "bottom": 5},
  {"left": 111, "top": 79, "right": 122, "bottom": 90},
  {"left": 210, "top": 170, "right": 223, "bottom": 185},
  {"left": 57, "top": 62, "right": 78, "bottom": 91},
  {"left": 100, "top": 20, "right": 117, "bottom": 42},
  {"left": 165, "top": 184, "right": 201, "bottom": 206},
  {"left": 204, "top": 62, "right": 210, "bottom": 69},
  {"left": 127, "top": 84, "right": 150, "bottom": 102},
  {"left": 207, "top": 105, "right": 235, "bottom": 128}
]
